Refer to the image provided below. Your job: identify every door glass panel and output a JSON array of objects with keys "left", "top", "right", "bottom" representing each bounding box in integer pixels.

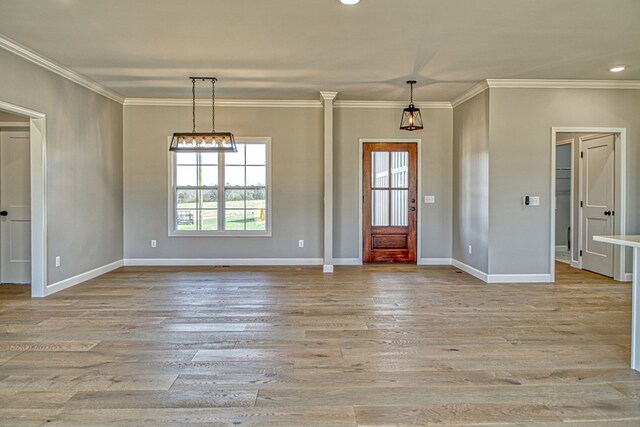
[
  {"left": 391, "top": 152, "right": 408, "bottom": 188},
  {"left": 372, "top": 190, "right": 389, "bottom": 226},
  {"left": 391, "top": 190, "right": 408, "bottom": 226},
  {"left": 371, "top": 152, "right": 389, "bottom": 188}
]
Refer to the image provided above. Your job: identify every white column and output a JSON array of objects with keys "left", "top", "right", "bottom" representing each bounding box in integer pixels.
[
  {"left": 633, "top": 247, "right": 639, "bottom": 370},
  {"left": 320, "top": 91, "right": 338, "bottom": 273}
]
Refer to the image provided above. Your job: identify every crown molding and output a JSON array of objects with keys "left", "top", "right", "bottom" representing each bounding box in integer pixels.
[
  {"left": 0, "top": 33, "right": 125, "bottom": 104},
  {"left": 124, "top": 98, "right": 323, "bottom": 108},
  {"left": 486, "top": 79, "right": 640, "bottom": 90},
  {"left": 451, "top": 79, "right": 640, "bottom": 108},
  {"left": 335, "top": 100, "right": 451, "bottom": 109},
  {"left": 451, "top": 81, "right": 489, "bottom": 108},
  {"left": 124, "top": 98, "right": 453, "bottom": 109}
]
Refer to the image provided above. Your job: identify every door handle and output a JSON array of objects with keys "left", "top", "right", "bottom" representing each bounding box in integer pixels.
[
  {"left": 604, "top": 211, "right": 611, "bottom": 216},
  {"left": 0, "top": 211, "right": 7, "bottom": 217}
]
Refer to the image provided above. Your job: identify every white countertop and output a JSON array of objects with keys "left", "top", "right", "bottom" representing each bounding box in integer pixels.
[{"left": 594, "top": 235, "right": 640, "bottom": 248}]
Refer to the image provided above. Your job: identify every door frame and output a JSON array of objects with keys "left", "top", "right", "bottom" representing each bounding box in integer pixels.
[
  {"left": 0, "top": 100, "right": 47, "bottom": 297},
  {"left": 550, "top": 127, "right": 627, "bottom": 282},
  {"left": 359, "top": 138, "right": 422, "bottom": 264},
  {"left": 554, "top": 138, "right": 574, "bottom": 264}
]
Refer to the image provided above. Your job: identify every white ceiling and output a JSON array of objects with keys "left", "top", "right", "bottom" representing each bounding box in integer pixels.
[{"left": 0, "top": 0, "right": 638, "bottom": 101}]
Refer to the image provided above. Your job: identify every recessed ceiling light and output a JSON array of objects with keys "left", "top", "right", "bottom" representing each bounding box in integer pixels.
[
  {"left": 340, "top": 0, "right": 360, "bottom": 5},
  {"left": 609, "top": 65, "right": 626, "bottom": 72}
]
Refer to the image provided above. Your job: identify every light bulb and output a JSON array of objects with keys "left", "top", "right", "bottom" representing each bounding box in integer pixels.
[
  {"left": 340, "top": 0, "right": 360, "bottom": 4},
  {"left": 609, "top": 65, "right": 625, "bottom": 72}
]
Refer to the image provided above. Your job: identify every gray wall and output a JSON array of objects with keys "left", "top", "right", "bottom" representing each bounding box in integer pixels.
[
  {"left": 555, "top": 143, "right": 571, "bottom": 246},
  {"left": 333, "top": 107, "right": 453, "bottom": 261},
  {"left": 488, "top": 88, "right": 640, "bottom": 275},
  {"left": 453, "top": 91, "right": 490, "bottom": 272},
  {"left": 0, "top": 110, "right": 28, "bottom": 121},
  {"left": 123, "top": 105, "right": 323, "bottom": 259},
  {"left": 0, "top": 49, "right": 123, "bottom": 284}
]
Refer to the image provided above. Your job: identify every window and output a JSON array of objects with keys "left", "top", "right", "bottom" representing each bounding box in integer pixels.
[{"left": 169, "top": 138, "right": 271, "bottom": 236}]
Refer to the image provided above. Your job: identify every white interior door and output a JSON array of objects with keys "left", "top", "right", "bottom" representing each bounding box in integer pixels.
[
  {"left": 1, "top": 131, "right": 31, "bottom": 284},
  {"left": 581, "top": 134, "right": 614, "bottom": 277}
]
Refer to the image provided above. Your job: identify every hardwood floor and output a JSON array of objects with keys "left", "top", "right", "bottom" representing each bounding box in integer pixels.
[{"left": 0, "top": 262, "right": 639, "bottom": 426}]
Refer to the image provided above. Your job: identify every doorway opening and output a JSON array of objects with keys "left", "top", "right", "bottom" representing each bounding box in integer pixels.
[
  {"left": 551, "top": 128, "right": 627, "bottom": 282},
  {"left": 554, "top": 140, "right": 572, "bottom": 265},
  {"left": 0, "top": 100, "right": 47, "bottom": 297},
  {"left": 360, "top": 140, "right": 420, "bottom": 263}
]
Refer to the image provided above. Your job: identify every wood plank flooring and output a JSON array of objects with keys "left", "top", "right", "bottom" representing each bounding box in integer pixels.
[{"left": 0, "top": 262, "right": 639, "bottom": 426}]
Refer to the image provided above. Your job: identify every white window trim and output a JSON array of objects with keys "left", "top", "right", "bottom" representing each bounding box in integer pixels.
[{"left": 167, "top": 136, "right": 272, "bottom": 237}]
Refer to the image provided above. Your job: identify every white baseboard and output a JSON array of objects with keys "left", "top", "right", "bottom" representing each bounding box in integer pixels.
[
  {"left": 123, "top": 258, "right": 323, "bottom": 266},
  {"left": 555, "top": 245, "right": 569, "bottom": 251},
  {"left": 418, "top": 258, "right": 453, "bottom": 266},
  {"left": 487, "top": 274, "right": 553, "bottom": 284},
  {"left": 323, "top": 264, "right": 334, "bottom": 273},
  {"left": 333, "top": 258, "right": 361, "bottom": 266},
  {"left": 452, "top": 259, "right": 488, "bottom": 282},
  {"left": 622, "top": 272, "right": 632, "bottom": 282},
  {"left": 571, "top": 260, "right": 581, "bottom": 269},
  {"left": 451, "top": 259, "right": 552, "bottom": 284},
  {"left": 46, "top": 259, "right": 124, "bottom": 296}
]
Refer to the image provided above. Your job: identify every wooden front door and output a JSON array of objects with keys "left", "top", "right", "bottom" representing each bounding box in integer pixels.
[{"left": 363, "top": 142, "right": 417, "bottom": 263}]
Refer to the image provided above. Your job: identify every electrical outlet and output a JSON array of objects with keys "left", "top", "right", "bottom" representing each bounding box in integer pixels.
[
  {"left": 55, "top": 256, "right": 61, "bottom": 267},
  {"left": 298, "top": 240, "right": 304, "bottom": 248},
  {"left": 151, "top": 240, "right": 157, "bottom": 248},
  {"left": 468, "top": 245, "right": 472, "bottom": 254},
  {"left": 424, "top": 195, "right": 435, "bottom": 204}
]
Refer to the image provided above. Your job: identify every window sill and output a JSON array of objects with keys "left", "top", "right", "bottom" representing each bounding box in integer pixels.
[{"left": 168, "top": 231, "right": 272, "bottom": 238}]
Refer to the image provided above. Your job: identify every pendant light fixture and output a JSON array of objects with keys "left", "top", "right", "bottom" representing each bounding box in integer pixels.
[
  {"left": 400, "top": 80, "right": 423, "bottom": 131},
  {"left": 169, "top": 77, "right": 237, "bottom": 152}
]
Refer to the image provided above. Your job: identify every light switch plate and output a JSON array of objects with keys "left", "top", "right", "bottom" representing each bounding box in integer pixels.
[{"left": 424, "top": 195, "right": 435, "bottom": 204}]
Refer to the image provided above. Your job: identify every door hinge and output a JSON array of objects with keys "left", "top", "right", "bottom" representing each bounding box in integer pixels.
[
  {"left": 580, "top": 152, "right": 584, "bottom": 158},
  {"left": 580, "top": 250, "right": 583, "bottom": 257},
  {"left": 580, "top": 201, "right": 583, "bottom": 208}
]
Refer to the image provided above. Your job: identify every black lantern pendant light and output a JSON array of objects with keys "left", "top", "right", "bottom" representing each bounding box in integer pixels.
[
  {"left": 400, "top": 80, "right": 423, "bottom": 131},
  {"left": 169, "top": 77, "right": 237, "bottom": 152}
]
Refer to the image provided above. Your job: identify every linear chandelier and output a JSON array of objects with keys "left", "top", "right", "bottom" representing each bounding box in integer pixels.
[{"left": 169, "top": 77, "right": 237, "bottom": 152}]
